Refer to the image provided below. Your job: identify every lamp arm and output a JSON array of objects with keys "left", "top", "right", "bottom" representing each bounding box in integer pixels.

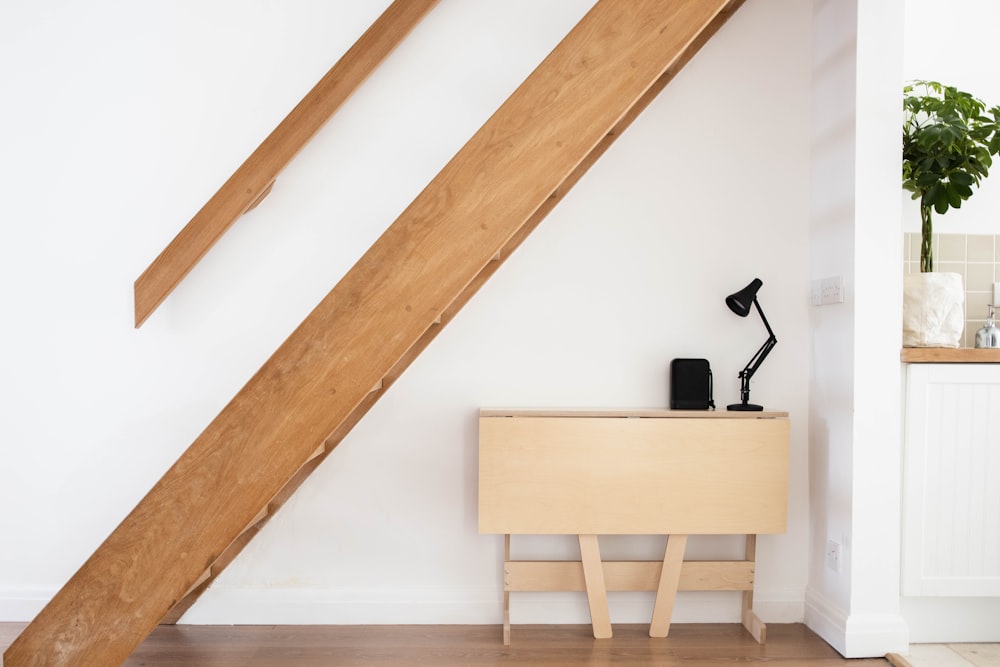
[
  {"left": 736, "top": 299, "right": 777, "bottom": 405},
  {"left": 753, "top": 298, "right": 775, "bottom": 340},
  {"left": 739, "top": 334, "right": 777, "bottom": 383}
]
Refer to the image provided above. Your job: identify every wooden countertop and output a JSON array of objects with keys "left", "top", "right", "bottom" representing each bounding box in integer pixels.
[{"left": 901, "top": 347, "right": 1000, "bottom": 363}]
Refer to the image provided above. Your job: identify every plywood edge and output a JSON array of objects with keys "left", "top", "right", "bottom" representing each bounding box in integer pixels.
[{"left": 480, "top": 408, "right": 788, "bottom": 419}]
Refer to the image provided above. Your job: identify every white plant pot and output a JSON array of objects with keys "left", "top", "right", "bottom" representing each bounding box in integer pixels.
[{"left": 902, "top": 272, "right": 965, "bottom": 348}]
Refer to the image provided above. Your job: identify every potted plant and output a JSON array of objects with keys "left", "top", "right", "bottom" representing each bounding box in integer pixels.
[{"left": 901, "top": 80, "right": 1000, "bottom": 346}]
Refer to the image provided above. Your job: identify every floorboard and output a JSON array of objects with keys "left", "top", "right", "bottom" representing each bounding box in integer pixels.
[{"left": 3, "top": 622, "right": 889, "bottom": 666}]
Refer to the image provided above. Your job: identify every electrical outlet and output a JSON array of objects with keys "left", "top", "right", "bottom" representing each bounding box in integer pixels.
[
  {"left": 993, "top": 282, "right": 1000, "bottom": 306},
  {"left": 826, "top": 539, "right": 841, "bottom": 572},
  {"left": 811, "top": 276, "right": 844, "bottom": 306},
  {"left": 821, "top": 276, "right": 844, "bottom": 304}
]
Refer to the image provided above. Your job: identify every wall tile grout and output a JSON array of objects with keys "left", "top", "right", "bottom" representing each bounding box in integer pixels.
[{"left": 904, "top": 232, "right": 1000, "bottom": 347}]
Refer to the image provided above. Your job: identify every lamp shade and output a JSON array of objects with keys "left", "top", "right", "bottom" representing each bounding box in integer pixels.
[{"left": 726, "top": 278, "right": 763, "bottom": 317}]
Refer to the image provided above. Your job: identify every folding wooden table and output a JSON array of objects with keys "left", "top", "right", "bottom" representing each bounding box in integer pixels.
[{"left": 478, "top": 409, "right": 790, "bottom": 644}]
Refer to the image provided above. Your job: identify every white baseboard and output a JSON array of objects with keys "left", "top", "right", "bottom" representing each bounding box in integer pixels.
[
  {"left": 0, "top": 590, "right": 50, "bottom": 622},
  {"left": 804, "top": 588, "right": 849, "bottom": 654},
  {"left": 180, "top": 586, "right": 504, "bottom": 625},
  {"left": 182, "top": 585, "right": 804, "bottom": 626},
  {"left": 844, "top": 613, "right": 909, "bottom": 658},
  {"left": 752, "top": 585, "right": 806, "bottom": 623},
  {"left": 804, "top": 588, "right": 908, "bottom": 658},
  {"left": 0, "top": 585, "right": 806, "bottom": 627}
]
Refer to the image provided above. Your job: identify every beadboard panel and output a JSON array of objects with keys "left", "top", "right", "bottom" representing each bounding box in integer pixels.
[{"left": 902, "top": 363, "right": 1000, "bottom": 596}]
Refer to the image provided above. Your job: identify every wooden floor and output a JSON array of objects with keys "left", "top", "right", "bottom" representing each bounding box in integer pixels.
[{"left": 2, "top": 623, "right": 889, "bottom": 666}]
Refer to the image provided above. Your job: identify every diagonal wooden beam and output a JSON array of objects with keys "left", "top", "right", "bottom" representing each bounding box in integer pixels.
[
  {"left": 158, "top": 0, "right": 746, "bottom": 618},
  {"left": 161, "top": 0, "right": 748, "bottom": 613},
  {"left": 133, "top": 0, "right": 441, "bottom": 328},
  {"left": 6, "top": 1, "right": 744, "bottom": 664}
]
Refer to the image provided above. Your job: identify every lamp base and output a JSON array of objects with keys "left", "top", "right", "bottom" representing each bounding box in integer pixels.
[{"left": 727, "top": 402, "right": 764, "bottom": 412}]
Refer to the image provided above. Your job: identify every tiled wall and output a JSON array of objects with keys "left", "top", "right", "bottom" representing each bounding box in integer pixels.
[{"left": 904, "top": 232, "right": 1000, "bottom": 347}]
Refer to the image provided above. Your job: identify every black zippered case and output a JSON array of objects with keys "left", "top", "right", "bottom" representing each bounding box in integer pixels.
[{"left": 669, "top": 358, "right": 715, "bottom": 410}]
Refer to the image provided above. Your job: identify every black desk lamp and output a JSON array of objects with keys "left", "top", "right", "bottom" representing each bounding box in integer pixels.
[{"left": 725, "top": 278, "right": 777, "bottom": 411}]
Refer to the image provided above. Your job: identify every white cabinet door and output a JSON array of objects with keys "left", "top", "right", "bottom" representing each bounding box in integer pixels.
[{"left": 902, "top": 363, "right": 1000, "bottom": 596}]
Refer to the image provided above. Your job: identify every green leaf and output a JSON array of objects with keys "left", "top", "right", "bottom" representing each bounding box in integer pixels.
[
  {"left": 904, "top": 80, "right": 1000, "bottom": 218},
  {"left": 925, "top": 184, "right": 944, "bottom": 212},
  {"left": 916, "top": 172, "right": 938, "bottom": 187},
  {"left": 952, "top": 181, "right": 974, "bottom": 198},
  {"left": 945, "top": 184, "right": 962, "bottom": 208},
  {"left": 918, "top": 127, "right": 942, "bottom": 149},
  {"left": 949, "top": 171, "right": 974, "bottom": 186}
]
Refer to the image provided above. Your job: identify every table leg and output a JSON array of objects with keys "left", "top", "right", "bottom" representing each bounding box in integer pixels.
[
  {"left": 741, "top": 534, "right": 766, "bottom": 643},
  {"left": 649, "top": 534, "right": 688, "bottom": 638},
  {"left": 578, "top": 534, "right": 612, "bottom": 639},
  {"left": 503, "top": 534, "right": 511, "bottom": 645}
]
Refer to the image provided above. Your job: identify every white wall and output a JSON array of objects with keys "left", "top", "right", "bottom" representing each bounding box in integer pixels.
[
  {"left": 807, "top": 0, "right": 859, "bottom": 636},
  {"left": 0, "top": 0, "right": 813, "bottom": 628},
  {"left": 902, "top": 0, "right": 1000, "bottom": 235},
  {"left": 806, "top": 0, "right": 909, "bottom": 657},
  {"left": 850, "top": 0, "right": 909, "bottom": 656}
]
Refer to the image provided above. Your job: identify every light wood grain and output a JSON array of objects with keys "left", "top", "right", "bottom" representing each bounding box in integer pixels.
[
  {"left": 743, "top": 607, "right": 768, "bottom": 645},
  {"left": 900, "top": 347, "right": 1000, "bottom": 363},
  {"left": 742, "top": 534, "right": 766, "bottom": 643},
  {"left": 164, "top": 0, "right": 749, "bottom": 636},
  {"left": 481, "top": 408, "right": 789, "bottom": 419},
  {"left": 649, "top": 535, "right": 689, "bottom": 637},
  {"left": 479, "top": 414, "right": 790, "bottom": 535},
  {"left": 578, "top": 535, "right": 613, "bottom": 639},
  {"left": 504, "top": 559, "right": 755, "bottom": 592},
  {"left": 503, "top": 534, "right": 511, "bottom": 645},
  {"left": 6, "top": 2, "right": 745, "bottom": 665},
  {"left": 486, "top": 411, "right": 787, "bottom": 643},
  {"left": 0, "top": 623, "right": 893, "bottom": 666},
  {"left": 133, "top": 0, "right": 440, "bottom": 327}
]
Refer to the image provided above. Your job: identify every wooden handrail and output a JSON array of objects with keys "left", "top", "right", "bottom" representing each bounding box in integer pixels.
[
  {"left": 133, "top": 0, "right": 440, "bottom": 328},
  {"left": 6, "top": 1, "right": 745, "bottom": 664}
]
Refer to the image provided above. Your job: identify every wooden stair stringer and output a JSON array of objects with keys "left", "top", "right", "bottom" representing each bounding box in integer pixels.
[
  {"left": 5, "top": 1, "right": 745, "bottom": 665},
  {"left": 133, "top": 0, "right": 441, "bottom": 328},
  {"left": 160, "top": 0, "right": 748, "bottom": 611}
]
